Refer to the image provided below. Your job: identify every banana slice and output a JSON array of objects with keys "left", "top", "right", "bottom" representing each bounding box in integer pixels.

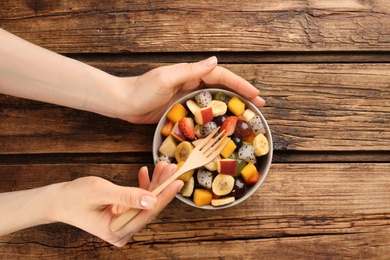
[
  {"left": 211, "top": 196, "right": 235, "bottom": 207},
  {"left": 175, "top": 141, "right": 194, "bottom": 162},
  {"left": 207, "top": 100, "right": 227, "bottom": 117},
  {"left": 212, "top": 174, "right": 235, "bottom": 196},
  {"left": 180, "top": 176, "right": 195, "bottom": 197},
  {"left": 186, "top": 99, "right": 200, "bottom": 114},
  {"left": 253, "top": 133, "right": 269, "bottom": 156}
]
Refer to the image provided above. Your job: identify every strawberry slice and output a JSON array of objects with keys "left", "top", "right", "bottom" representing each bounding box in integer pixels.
[
  {"left": 178, "top": 117, "right": 196, "bottom": 140},
  {"left": 220, "top": 116, "right": 238, "bottom": 136}
]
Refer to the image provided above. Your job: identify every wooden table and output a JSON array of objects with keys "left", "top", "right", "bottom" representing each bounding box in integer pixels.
[{"left": 1, "top": 1, "right": 389, "bottom": 259}]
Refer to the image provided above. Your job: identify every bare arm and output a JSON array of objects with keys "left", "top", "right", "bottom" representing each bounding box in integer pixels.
[{"left": 0, "top": 29, "right": 264, "bottom": 124}]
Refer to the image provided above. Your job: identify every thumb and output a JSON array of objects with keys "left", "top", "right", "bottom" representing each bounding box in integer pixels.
[
  {"left": 165, "top": 56, "right": 218, "bottom": 87},
  {"left": 105, "top": 184, "right": 157, "bottom": 210}
]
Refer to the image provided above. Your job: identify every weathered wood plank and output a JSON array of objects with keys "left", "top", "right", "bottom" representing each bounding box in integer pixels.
[
  {"left": 1, "top": 0, "right": 390, "bottom": 53},
  {"left": 0, "top": 163, "right": 389, "bottom": 259},
  {"left": 1, "top": 63, "right": 388, "bottom": 155}
]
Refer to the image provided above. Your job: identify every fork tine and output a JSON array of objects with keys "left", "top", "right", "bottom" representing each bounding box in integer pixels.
[
  {"left": 206, "top": 138, "right": 230, "bottom": 158},
  {"left": 196, "top": 127, "right": 220, "bottom": 149},
  {"left": 201, "top": 130, "right": 225, "bottom": 153},
  {"left": 204, "top": 135, "right": 229, "bottom": 157}
]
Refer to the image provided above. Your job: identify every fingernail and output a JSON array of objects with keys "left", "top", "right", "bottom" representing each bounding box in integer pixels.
[
  {"left": 141, "top": 195, "right": 156, "bottom": 210},
  {"left": 202, "top": 56, "right": 217, "bottom": 67}
]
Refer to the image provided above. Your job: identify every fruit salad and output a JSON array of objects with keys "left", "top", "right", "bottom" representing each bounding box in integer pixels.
[{"left": 156, "top": 90, "right": 270, "bottom": 208}]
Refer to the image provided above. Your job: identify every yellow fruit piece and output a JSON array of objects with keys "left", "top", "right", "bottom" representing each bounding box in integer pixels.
[
  {"left": 166, "top": 103, "right": 188, "bottom": 123},
  {"left": 253, "top": 133, "right": 269, "bottom": 156},
  {"left": 204, "top": 154, "right": 220, "bottom": 171},
  {"left": 193, "top": 189, "right": 213, "bottom": 207},
  {"left": 227, "top": 96, "right": 245, "bottom": 116},
  {"left": 220, "top": 138, "right": 237, "bottom": 158},
  {"left": 177, "top": 161, "right": 195, "bottom": 182},
  {"left": 240, "top": 162, "right": 258, "bottom": 182}
]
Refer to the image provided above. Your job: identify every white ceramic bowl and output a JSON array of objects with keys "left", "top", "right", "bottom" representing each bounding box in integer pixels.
[{"left": 153, "top": 88, "right": 273, "bottom": 209}]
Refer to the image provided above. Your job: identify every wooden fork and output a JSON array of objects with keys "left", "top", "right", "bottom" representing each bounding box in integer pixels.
[{"left": 110, "top": 127, "right": 229, "bottom": 232}]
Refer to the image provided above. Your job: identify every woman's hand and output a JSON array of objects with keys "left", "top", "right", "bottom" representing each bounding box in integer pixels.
[
  {"left": 52, "top": 162, "right": 182, "bottom": 247},
  {"left": 118, "top": 56, "right": 265, "bottom": 123},
  {"left": 0, "top": 162, "right": 182, "bottom": 247}
]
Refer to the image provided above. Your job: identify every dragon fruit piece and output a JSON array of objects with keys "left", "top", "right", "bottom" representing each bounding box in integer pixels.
[
  {"left": 195, "top": 90, "right": 212, "bottom": 108},
  {"left": 238, "top": 145, "right": 257, "bottom": 164},
  {"left": 197, "top": 168, "right": 213, "bottom": 189},
  {"left": 249, "top": 116, "right": 266, "bottom": 135},
  {"left": 200, "top": 121, "right": 218, "bottom": 137},
  {"left": 156, "top": 154, "right": 171, "bottom": 164}
]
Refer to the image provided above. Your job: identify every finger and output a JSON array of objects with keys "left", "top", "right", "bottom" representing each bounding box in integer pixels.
[
  {"left": 114, "top": 179, "right": 184, "bottom": 244},
  {"left": 202, "top": 66, "right": 265, "bottom": 106},
  {"left": 161, "top": 56, "right": 218, "bottom": 89},
  {"left": 150, "top": 163, "right": 177, "bottom": 191},
  {"left": 102, "top": 183, "right": 157, "bottom": 210},
  {"left": 138, "top": 166, "right": 150, "bottom": 190}
]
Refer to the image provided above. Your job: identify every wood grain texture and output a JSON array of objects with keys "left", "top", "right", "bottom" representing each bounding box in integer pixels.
[
  {"left": 0, "top": 163, "right": 389, "bottom": 259},
  {"left": 1, "top": 63, "right": 388, "bottom": 155},
  {"left": 1, "top": 0, "right": 390, "bottom": 53}
]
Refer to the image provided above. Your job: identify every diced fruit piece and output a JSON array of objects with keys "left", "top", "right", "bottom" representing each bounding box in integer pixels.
[
  {"left": 220, "top": 116, "right": 238, "bottom": 136},
  {"left": 197, "top": 169, "right": 213, "bottom": 189},
  {"left": 238, "top": 145, "right": 257, "bottom": 164},
  {"left": 220, "top": 138, "right": 237, "bottom": 158},
  {"left": 231, "top": 136, "right": 243, "bottom": 149},
  {"left": 170, "top": 122, "right": 186, "bottom": 142},
  {"left": 214, "top": 115, "right": 228, "bottom": 127},
  {"left": 186, "top": 99, "right": 200, "bottom": 114},
  {"left": 231, "top": 177, "right": 247, "bottom": 199},
  {"left": 212, "top": 174, "right": 235, "bottom": 196},
  {"left": 211, "top": 196, "right": 235, "bottom": 207},
  {"left": 204, "top": 154, "right": 220, "bottom": 171},
  {"left": 156, "top": 154, "right": 171, "bottom": 164},
  {"left": 175, "top": 141, "right": 194, "bottom": 162},
  {"left": 200, "top": 121, "right": 218, "bottom": 137},
  {"left": 243, "top": 130, "right": 256, "bottom": 143},
  {"left": 178, "top": 117, "right": 196, "bottom": 140},
  {"left": 194, "top": 107, "right": 214, "bottom": 125},
  {"left": 166, "top": 103, "right": 188, "bottom": 123},
  {"left": 214, "top": 91, "right": 231, "bottom": 104},
  {"left": 193, "top": 189, "right": 213, "bottom": 207},
  {"left": 246, "top": 171, "right": 260, "bottom": 185},
  {"left": 194, "top": 124, "right": 203, "bottom": 138},
  {"left": 159, "top": 135, "right": 177, "bottom": 158},
  {"left": 195, "top": 90, "right": 212, "bottom": 107},
  {"left": 177, "top": 161, "right": 195, "bottom": 182},
  {"left": 161, "top": 120, "right": 174, "bottom": 137},
  {"left": 242, "top": 109, "right": 256, "bottom": 122},
  {"left": 253, "top": 133, "right": 269, "bottom": 156},
  {"left": 216, "top": 159, "right": 237, "bottom": 176},
  {"left": 207, "top": 100, "right": 227, "bottom": 117},
  {"left": 233, "top": 120, "right": 253, "bottom": 139},
  {"left": 249, "top": 116, "right": 266, "bottom": 135},
  {"left": 236, "top": 159, "right": 247, "bottom": 176},
  {"left": 228, "top": 96, "right": 245, "bottom": 116},
  {"left": 180, "top": 176, "right": 194, "bottom": 197},
  {"left": 240, "top": 162, "right": 258, "bottom": 184}
]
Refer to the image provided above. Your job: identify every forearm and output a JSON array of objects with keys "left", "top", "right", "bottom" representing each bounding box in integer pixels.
[
  {"left": 0, "top": 29, "right": 127, "bottom": 119},
  {"left": 0, "top": 183, "right": 63, "bottom": 236}
]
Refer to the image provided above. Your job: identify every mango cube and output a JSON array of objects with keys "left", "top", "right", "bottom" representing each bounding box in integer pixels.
[
  {"left": 220, "top": 138, "right": 237, "bottom": 158},
  {"left": 228, "top": 96, "right": 245, "bottom": 116},
  {"left": 240, "top": 162, "right": 258, "bottom": 183},
  {"left": 167, "top": 103, "right": 188, "bottom": 123},
  {"left": 193, "top": 189, "right": 213, "bottom": 207}
]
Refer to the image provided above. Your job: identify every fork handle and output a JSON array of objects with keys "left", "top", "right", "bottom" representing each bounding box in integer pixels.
[{"left": 109, "top": 166, "right": 189, "bottom": 232}]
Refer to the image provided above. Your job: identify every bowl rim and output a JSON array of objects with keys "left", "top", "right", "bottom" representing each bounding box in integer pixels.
[{"left": 153, "top": 88, "right": 273, "bottom": 210}]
